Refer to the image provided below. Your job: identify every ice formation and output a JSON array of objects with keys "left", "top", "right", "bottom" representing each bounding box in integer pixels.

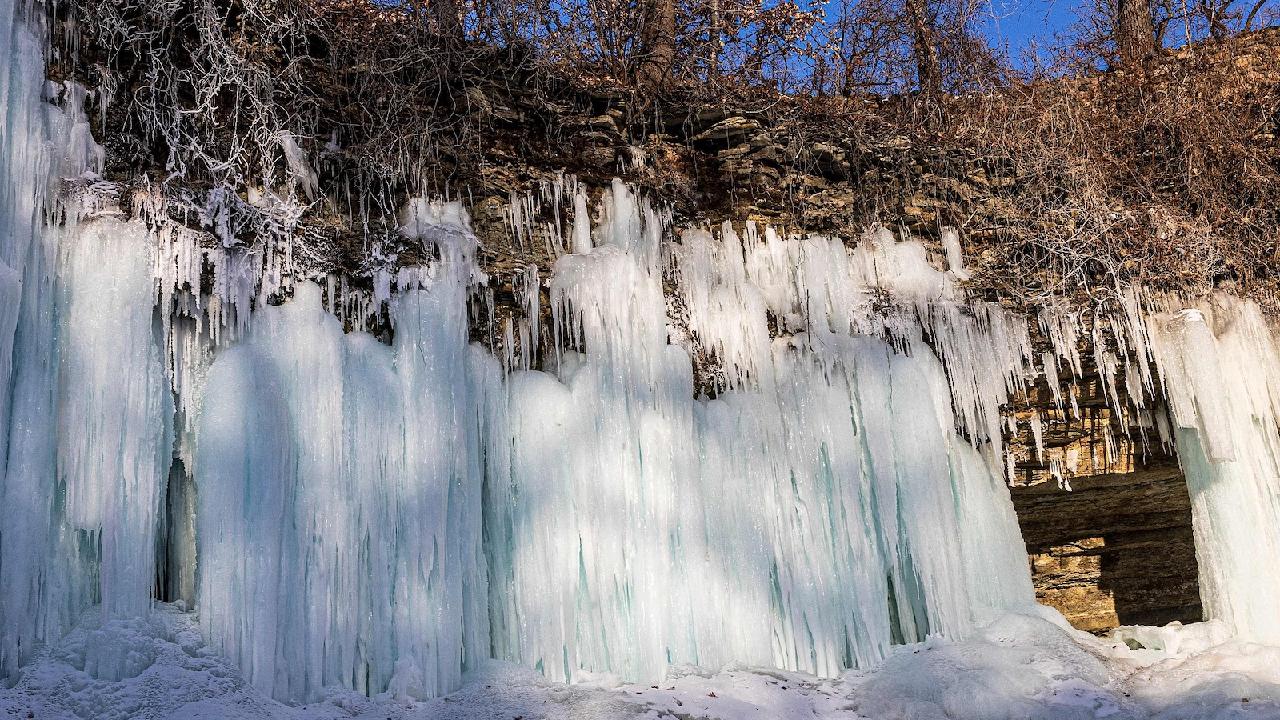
[
  {"left": 58, "top": 217, "right": 173, "bottom": 622},
  {"left": 195, "top": 204, "right": 493, "bottom": 702},
  {"left": 487, "top": 184, "right": 1035, "bottom": 683},
  {"left": 5, "top": 0, "right": 1280, "bottom": 706},
  {"left": 0, "top": 0, "right": 157, "bottom": 676},
  {"left": 1141, "top": 297, "right": 1280, "bottom": 645},
  {"left": 1026, "top": 290, "right": 1280, "bottom": 647}
]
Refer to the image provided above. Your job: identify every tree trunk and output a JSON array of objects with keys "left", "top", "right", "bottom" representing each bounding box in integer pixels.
[
  {"left": 1115, "top": 0, "right": 1156, "bottom": 65},
  {"left": 638, "top": 0, "right": 676, "bottom": 90},
  {"left": 905, "top": 0, "right": 942, "bottom": 99}
]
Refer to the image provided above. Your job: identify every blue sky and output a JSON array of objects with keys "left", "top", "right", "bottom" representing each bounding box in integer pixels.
[{"left": 982, "top": 0, "right": 1083, "bottom": 69}]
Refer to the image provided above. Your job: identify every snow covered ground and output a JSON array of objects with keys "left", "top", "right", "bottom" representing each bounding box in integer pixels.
[{"left": 4, "top": 603, "right": 1280, "bottom": 720}]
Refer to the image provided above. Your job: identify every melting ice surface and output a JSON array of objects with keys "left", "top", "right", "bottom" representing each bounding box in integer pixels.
[{"left": 5, "top": 1, "right": 1280, "bottom": 714}]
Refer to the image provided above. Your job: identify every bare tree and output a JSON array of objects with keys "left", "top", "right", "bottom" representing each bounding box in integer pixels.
[
  {"left": 813, "top": 0, "right": 1004, "bottom": 98},
  {"left": 1053, "top": 0, "right": 1276, "bottom": 74},
  {"left": 1115, "top": 0, "right": 1158, "bottom": 63},
  {"left": 1196, "top": 0, "right": 1280, "bottom": 37},
  {"left": 905, "top": 0, "right": 943, "bottom": 98},
  {"left": 638, "top": 0, "right": 678, "bottom": 88}
]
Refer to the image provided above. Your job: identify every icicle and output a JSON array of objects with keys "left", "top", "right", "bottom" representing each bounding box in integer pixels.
[
  {"left": 668, "top": 223, "right": 771, "bottom": 390},
  {"left": 514, "top": 263, "right": 540, "bottom": 370},
  {"left": 941, "top": 226, "right": 970, "bottom": 281},
  {"left": 278, "top": 131, "right": 318, "bottom": 200},
  {"left": 1030, "top": 412, "right": 1045, "bottom": 461},
  {"left": 1039, "top": 305, "right": 1085, "bottom": 379},
  {"left": 488, "top": 187, "right": 1034, "bottom": 687}
]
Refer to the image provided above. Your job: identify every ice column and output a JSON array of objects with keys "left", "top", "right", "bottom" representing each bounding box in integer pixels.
[
  {"left": 1146, "top": 297, "right": 1280, "bottom": 643},
  {"left": 0, "top": 0, "right": 60, "bottom": 674},
  {"left": 57, "top": 218, "right": 173, "bottom": 620},
  {"left": 196, "top": 200, "right": 491, "bottom": 703},
  {"left": 1, "top": 0, "right": 149, "bottom": 675}
]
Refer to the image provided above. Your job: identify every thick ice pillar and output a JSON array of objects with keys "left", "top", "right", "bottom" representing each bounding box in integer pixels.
[
  {"left": 196, "top": 201, "right": 491, "bottom": 703},
  {"left": 0, "top": 12, "right": 56, "bottom": 676},
  {"left": 1147, "top": 300, "right": 1280, "bottom": 643},
  {"left": 58, "top": 218, "right": 173, "bottom": 620},
  {"left": 1, "top": 0, "right": 143, "bottom": 675}
]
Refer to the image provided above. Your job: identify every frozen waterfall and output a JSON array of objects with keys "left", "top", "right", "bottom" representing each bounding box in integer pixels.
[
  {"left": 5, "top": 0, "right": 1280, "bottom": 707},
  {"left": 486, "top": 184, "right": 1034, "bottom": 682},
  {"left": 183, "top": 184, "right": 1036, "bottom": 700}
]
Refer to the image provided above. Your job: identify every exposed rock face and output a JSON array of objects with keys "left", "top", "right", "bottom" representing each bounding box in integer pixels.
[
  {"left": 448, "top": 28, "right": 1280, "bottom": 324},
  {"left": 1012, "top": 462, "right": 1202, "bottom": 632}
]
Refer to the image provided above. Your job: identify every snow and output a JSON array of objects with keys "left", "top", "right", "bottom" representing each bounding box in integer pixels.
[{"left": 7, "top": 604, "right": 1280, "bottom": 720}]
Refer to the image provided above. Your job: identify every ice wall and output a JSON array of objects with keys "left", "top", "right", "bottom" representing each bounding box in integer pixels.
[
  {"left": 0, "top": 0, "right": 158, "bottom": 675},
  {"left": 195, "top": 202, "right": 491, "bottom": 703},
  {"left": 1142, "top": 297, "right": 1280, "bottom": 644},
  {"left": 1, "top": 212, "right": 169, "bottom": 675},
  {"left": 182, "top": 183, "right": 1036, "bottom": 698},
  {"left": 486, "top": 183, "right": 1035, "bottom": 683},
  {"left": 488, "top": 181, "right": 1280, "bottom": 681}
]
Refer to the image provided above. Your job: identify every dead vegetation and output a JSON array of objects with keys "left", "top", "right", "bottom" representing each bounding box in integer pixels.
[
  {"left": 946, "top": 32, "right": 1280, "bottom": 308},
  {"left": 51, "top": 0, "right": 1280, "bottom": 312}
]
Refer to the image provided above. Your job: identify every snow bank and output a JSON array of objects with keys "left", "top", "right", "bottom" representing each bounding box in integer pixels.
[{"left": 7, "top": 605, "right": 1280, "bottom": 720}]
